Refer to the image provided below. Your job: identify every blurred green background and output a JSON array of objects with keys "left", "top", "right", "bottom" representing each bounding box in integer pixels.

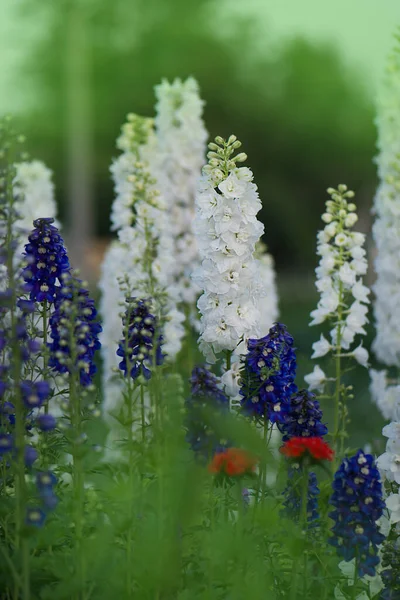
[{"left": 1, "top": 0, "right": 397, "bottom": 446}]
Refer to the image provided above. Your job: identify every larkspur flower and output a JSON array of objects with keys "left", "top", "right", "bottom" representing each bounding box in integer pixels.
[
  {"left": 116, "top": 297, "right": 164, "bottom": 381},
  {"left": 369, "top": 369, "right": 400, "bottom": 422},
  {"left": 192, "top": 135, "right": 265, "bottom": 363},
  {"left": 36, "top": 470, "right": 58, "bottom": 510},
  {"left": 306, "top": 185, "right": 370, "bottom": 392},
  {"left": 380, "top": 541, "right": 400, "bottom": 599},
  {"left": 280, "top": 389, "right": 328, "bottom": 441},
  {"left": 24, "top": 445, "right": 38, "bottom": 467},
  {"left": 100, "top": 110, "right": 185, "bottom": 416},
  {"left": 13, "top": 161, "right": 58, "bottom": 242},
  {"left": 282, "top": 468, "right": 320, "bottom": 524},
  {"left": 155, "top": 77, "right": 207, "bottom": 307},
  {"left": 25, "top": 507, "right": 46, "bottom": 527},
  {"left": 21, "top": 218, "right": 70, "bottom": 304},
  {"left": 253, "top": 241, "right": 279, "bottom": 337},
  {"left": 371, "top": 43, "right": 400, "bottom": 373},
  {"left": 239, "top": 323, "right": 297, "bottom": 425},
  {"left": 36, "top": 413, "right": 56, "bottom": 431},
  {"left": 48, "top": 274, "right": 102, "bottom": 387},
  {"left": 185, "top": 365, "right": 230, "bottom": 459},
  {"left": 208, "top": 447, "right": 257, "bottom": 477},
  {"left": 20, "top": 380, "right": 51, "bottom": 409},
  {"left": 329, "top": 450, "right": 385, "bottom": 577},
  {"left": 0, "top": 433, "right": 13, "bottom": 455}
]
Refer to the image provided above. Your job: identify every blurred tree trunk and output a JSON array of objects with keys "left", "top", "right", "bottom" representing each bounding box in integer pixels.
[{"left": 65, "top": 0, "right": 93, "bottom": 280}]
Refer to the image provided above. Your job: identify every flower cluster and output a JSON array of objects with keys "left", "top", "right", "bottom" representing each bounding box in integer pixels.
[
  {"left": 100, "top": 110, "right": 184, "bottom": 414},
  {"left": 22, "top": 218, "right": 70, "bottom": 304},
  {"left": 26, "top": 470, "right": 58, "bottom": 526},
  {"left": 371, "top": 46, "right": 400, "bottom": 371},
  {"left": 117, "top": 297, "right": 164, "bottom": 381},
  {"left": 185, "top": 365, "right": 230, "bottom": 459},
  {"left": 13, "top": 161, "right": 58, "bottom": 240},
  {"left": 253, "top": 241, "right": 279, "bottom": 337},
  {"left": 282, "top": 469, "right": 320, "bottom": 524},
  {"left": 381, "top": 541, "right": 400, "bottom": 599},
  {"left": 208, "top": 447, "right": 257, "bottom": 477},
  {"left": 48, "top": 274, "right": 102, "bottom": 387},
  {"left": 370, "top": 369, "right": 400, "bottom": 422},
  {"left": 280, "top": 389, "right": 328, "bottom": 441},
  {"left": 155, "top": 77, "right": 207, "bottom": 306},
  {"left": 192, "top": 134, "right": 265, "bottom": 363},
  {"left": 305, "top": 185, "right": 370, "bottom": 392},
  {"left": 280, "top": 436, "right": 334, "bottom": 461},
  {"left": 239, "top": 323, "right": 297, "bottom": 425},
  {"left": 377, "top": 417, "right": 400, "bottom": 525},
  {"left": 329, "top": 451, "right": 385, "bottom": 577}
]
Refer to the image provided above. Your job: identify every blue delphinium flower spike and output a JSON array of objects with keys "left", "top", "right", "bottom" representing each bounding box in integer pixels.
[
  {"left": 381, "top": 541, "right": 400, "bottom": 599},
  {"left": 282, "top": 468, "right": 320, "bottom": 525},
  {"left": 48, "top": 274, "right": 102, "bottom": 387},
  {"left": 22, "top": 218, "right": 70, "bottom": 304},
  {"left": 329, "top": 450, "right": 386, "bottom": 577},
  {"left": 280, "top": 389, "right": 328, "bottom": 441},
  {"left": 240, "top": 322, "right": 297, "bottom": 425},
  {"left": 25, "top": 507, "right": 46, "bottom": 527},
  {"left": 117, "top": 297, "right": 164, "bottom": 381},
  {"left": 185, "top": 365, "right": 230, "bottom": 460}
]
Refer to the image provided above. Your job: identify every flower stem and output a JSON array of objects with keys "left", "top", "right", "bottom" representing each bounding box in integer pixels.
[
  {"left": 70, "top": 373, "right": 85, "bottom": 600},
  {"left": 351, "top": 557, "right": 358, "bottom": 600},
  {"left": 290, "top": 466, "right": 309, "bottom": 600},
  {"left": 42, "top": 301, "right": 49, "bottom": 415},
  {"left": 140, "top": 383, "right": 145, "bottom": 444},
  {"left": 226, "top": 349, "right": 232, "bottom": 372},
  {"left": 126, "top": 377, "right": 134, "bottom": 599},
  {"left": 332, "top": 278, "right": 344, "bottom": 471}
]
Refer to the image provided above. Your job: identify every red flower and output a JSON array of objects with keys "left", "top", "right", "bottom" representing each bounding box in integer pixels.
[
  {"left": 280, "top": 437, "right": 334, "bottom": 461},
  {"left": 208, "top": 448, "right": 258, "bottom": 477}
]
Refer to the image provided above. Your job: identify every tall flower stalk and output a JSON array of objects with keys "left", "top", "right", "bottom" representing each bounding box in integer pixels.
[
  {"left": 370, "top": 38, "right": 400, "bottom": 423},
  {"left": 305, "top": 185, "right": 370, "bottom": 462},
  {"left": 100, "top": 113, "right": 184, "bottom": 422},
  {"left": 0, "top": 119, "right": 58, "bottom": 599},
  {"left": 329, "top": 451, "right": 385, "bottom": 581},
  {"left": 13, "top": 160, "right": 58, "bottom": 251},
  {"left": 154, "top": 77, "right": 207, "bottom": 314},
  {"left": 192, "top": 134, "right": 264, "bottom": 368},
  {"left": 47, "top": 273, "right": 101, "bottom": 597}
]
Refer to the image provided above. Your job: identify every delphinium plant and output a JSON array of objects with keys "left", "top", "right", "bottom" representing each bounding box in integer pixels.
[
  {"left": 305, "top": 185, "right": 370, "bottom": 462},
  {"left": 154, "top": 78, "right": 208, "bottom": 320},
  {"left": 192, "top": 134, "right": 264, "bottom": 370},
  {"left": 0, "top": 119, "right": 58, "bottom": 598},
  {"left": 99, "top": 111, "right": 184, "bottom": 427}
]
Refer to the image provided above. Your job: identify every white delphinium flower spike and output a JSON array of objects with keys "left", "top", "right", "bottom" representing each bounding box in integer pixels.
[
  {"left": 253, "top": 241, "right": 279, "bottom": 336},
  {"left": 370, "top": 43, "right": 400, "bottom": 421},
  {"left": 192, "top": 135, "right": 264, "bottom": 366},
  {"left": 99, "top": 113, "right": 184, "bottom": 419},
  {"left": 13, "top": 160, "right": 58, "bottom": 249},
  {"left": 155, "top": 77, "right": 208, "bottom": 309},
  {"left": 377, "top": 401, "right": 400, "bottom": 527},
  {"left": 305, "top": 185, "right": 370, "bottom": 452}
]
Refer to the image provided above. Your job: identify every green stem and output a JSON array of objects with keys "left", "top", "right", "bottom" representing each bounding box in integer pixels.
[
  {"left": 351, "top": 557, "right": 358, "bottom": 600},
  {"left": 290, "top": 466, "right": 309, "bottom": 600},
  {"left": 42, "top": 302, "right": 49, "bottom": 415},
  {"left": 70, "top": 373, "right": 85, "bottom": 600},
  {"left": 226, "top": 350, "right": 232, "bottom": 371},
  {"left": 126, "top": 376, "right": 134, "bottom": 599},
  {"left": 140, "top": 383, "right": 145, "bottom": 445},
  {"left": 332, "top": 277, "right": 344, "bottom": 472}
]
